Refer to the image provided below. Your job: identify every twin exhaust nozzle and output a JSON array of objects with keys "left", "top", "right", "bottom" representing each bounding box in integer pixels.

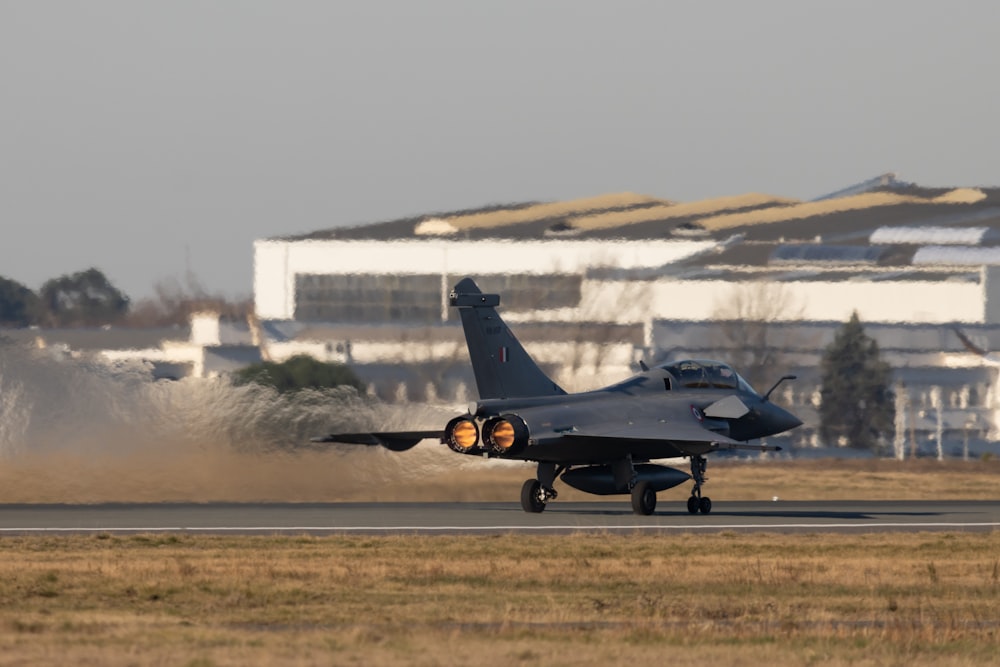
[{"left": 444, "top": 414, "right": 529, "bottom": 457}]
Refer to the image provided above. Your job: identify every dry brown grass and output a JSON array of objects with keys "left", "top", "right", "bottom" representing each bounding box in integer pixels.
[
  {"left": 356, "top": 456, "right": 1000, "bottom": 504},
  {"left": 698, "top": 457, "right": 1000, "bottom": 501},
  {"left": 0, "top": 532, "right": 997, "bottom": 665},
  {"left": 1, "top": 453, "right": 997, "bottom": 504}
]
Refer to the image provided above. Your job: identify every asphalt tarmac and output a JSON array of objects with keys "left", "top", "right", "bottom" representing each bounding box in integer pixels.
[{"left": 1, "top": 500, "right": 998, "bottom": 535}]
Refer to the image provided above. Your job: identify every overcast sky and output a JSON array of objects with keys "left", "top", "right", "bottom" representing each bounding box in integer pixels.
[{"left": 2, "top": 1, "right": 999, "bottom": 300}]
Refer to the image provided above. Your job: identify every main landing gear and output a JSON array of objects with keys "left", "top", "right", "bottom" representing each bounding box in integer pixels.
[
  {"left": 520, "top": 479, "right": 555, "bottom": 513},
  {"left": 520, "top": 463, "right": 559, "bottom": 513},
  {"left": 687, "top": 455, "right": 712, "bottom": 515},
  {"left": 518, "top": 457, "right": 712, "bottom": 516},
  {"left": 614, "top": 455, "right": 656, "bottom": 516},
  {"left": 630, "top": 481, "right": 656, "bottom": 516}
]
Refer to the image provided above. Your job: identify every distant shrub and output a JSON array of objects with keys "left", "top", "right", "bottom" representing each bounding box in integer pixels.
[{"left": 232, "top": 355, "right": 365, "bottom": 394}]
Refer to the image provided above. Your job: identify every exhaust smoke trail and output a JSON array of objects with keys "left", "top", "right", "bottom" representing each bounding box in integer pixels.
[{"left": 0, "top": 343, "right": 457, "bottom": 503}]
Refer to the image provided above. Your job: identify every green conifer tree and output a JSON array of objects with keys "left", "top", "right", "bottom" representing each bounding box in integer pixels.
[
  {"left": 232, "top": 355, "right": 365, "bottom": 394},
  {"left": 819, "top": 312, "right": 895, "bottom": 450},
  {"left": 0, "top": 276, "right": 40, "bottom": 327},
  {"left": 38, "top": 268, "right": 129, "bottom": 327}
]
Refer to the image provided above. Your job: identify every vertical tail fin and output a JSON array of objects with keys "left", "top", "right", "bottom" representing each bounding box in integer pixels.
[{"left": 450, "top": 278, "right": 565, "bottom": 399}]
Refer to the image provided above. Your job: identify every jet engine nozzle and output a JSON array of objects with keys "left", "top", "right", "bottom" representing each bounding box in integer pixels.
[
  {"left": 483, "top": 414, "right": 530, "bottom": 457},
  {"left": 444, "top": 416, "right": 481, "bottom": 455}
]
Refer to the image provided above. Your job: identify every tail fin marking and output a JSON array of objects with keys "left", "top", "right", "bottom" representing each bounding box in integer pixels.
[{"left": 450, "top": 278, "right": 565, "bottom": 399}]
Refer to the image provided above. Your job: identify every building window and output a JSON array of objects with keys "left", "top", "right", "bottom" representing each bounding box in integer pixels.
[{"left": 293, "top": 274, "right": 582, "bottom": 322}]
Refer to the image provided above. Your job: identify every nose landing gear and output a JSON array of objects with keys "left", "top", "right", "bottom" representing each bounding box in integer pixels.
[{"left": 687, "top": 455, "right": 712, "bottom": 514}]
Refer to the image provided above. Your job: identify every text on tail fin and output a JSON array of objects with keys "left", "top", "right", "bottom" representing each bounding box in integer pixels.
[{"left": 451, "top": 278, "right": 565, "bottom": 399}]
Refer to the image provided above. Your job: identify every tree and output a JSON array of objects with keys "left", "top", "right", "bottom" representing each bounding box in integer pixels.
[
  {"left": 710, "top": 281, "right": 805, "bottom": 389},
  {"left": 0, "top": 276, "right": 39, "bottom": 327},
  {"left": 124, "top": 275, "right": 251, "bottom": 327},
  {"left": 232, "top": 355, "right": 366, "bottom": 394},
  {"left": 38, "top": 268, "right": 130, "bottom": 327},
  {"left": 819, "top": 312, "right": 894, "bottom": 450}
]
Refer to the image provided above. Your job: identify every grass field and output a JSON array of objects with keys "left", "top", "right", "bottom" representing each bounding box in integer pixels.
[
  {"left": 1, "top": 459, "right": 998, "bottom": 665},
  {"left": 0, "top": 531, "right": 998, "bottom": 666},
  {"left": 395, "top": 457, "right": 1000, "bottom": 504},
  {"left": 4, "top": 448, "right": 997, "bottom": 504}
]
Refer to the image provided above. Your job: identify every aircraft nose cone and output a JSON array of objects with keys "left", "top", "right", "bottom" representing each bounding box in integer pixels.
[
  {"left": 771, "top": 403, "right": 803, "bottom": 433},
  {"left": 757, "top": 401, "right": 802, "bottom": 436}
]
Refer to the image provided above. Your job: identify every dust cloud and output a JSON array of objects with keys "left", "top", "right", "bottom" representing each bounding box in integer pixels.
[{"left": 0, "top": 343, "right": 458, "bottom": 503}]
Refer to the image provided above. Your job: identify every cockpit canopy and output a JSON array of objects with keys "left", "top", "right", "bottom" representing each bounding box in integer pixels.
[{"left": 658, "top": 359, "right": 758, "bottom": 395}]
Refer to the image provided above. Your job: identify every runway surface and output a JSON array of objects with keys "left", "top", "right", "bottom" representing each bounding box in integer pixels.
[{"left": 1, "top": 500, "right": 998, "bottom": 535}]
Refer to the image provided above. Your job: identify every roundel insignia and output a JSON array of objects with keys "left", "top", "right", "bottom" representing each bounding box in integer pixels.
[{"left": 690, "top": 405, "right": 703, "bottom": 421}]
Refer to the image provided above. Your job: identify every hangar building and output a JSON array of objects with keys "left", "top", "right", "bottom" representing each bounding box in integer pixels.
[
  {"left": 250, "top": 175, "right": 1000, "bottom": 454},
  {"left": 255, "top": 177, "right": 1000, "bottom": 327}
]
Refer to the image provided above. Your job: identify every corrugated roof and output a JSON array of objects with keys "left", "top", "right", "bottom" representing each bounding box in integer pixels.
[
  {"left": 695, "top": 190, "right": 993, "bottom": 231},
  {"left": 439, "top": 192, "right": 671, "bottom": 231},
  {"left": 272, "top": 181, "right": 1000, "bottom": 246},
  {"left": 913, "top": 246, "right": 1000, "bottom": 266},
  {"left": 565, "top": 193, "right": 796, "bottom": 231},
  {"left": 810, "top": 172, "right": 906, "bottom": 201},
  {"left": 695, "top": 189, "right": 992, "bottom": 233},
  {"left": 870, "top": 226, "right": 989, "bottom": 245},
  {"left": 935, "top": 188, "right": 988, "bottom": 204},
  {"left": 770, "top": 245, "right": 886, "bottom": 264}
]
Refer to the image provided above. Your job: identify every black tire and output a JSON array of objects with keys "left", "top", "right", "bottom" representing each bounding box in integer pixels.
[
  {"left": 520, "top": 479, "right": 546, "bottom": 513},
  {"left": 687, "top": 496, "right": 700, "bottom": 514},
  {"left": 631, "top": 481, "right": 656, "bottom": 515},
  {"left": 699, "top": 496, "right": 712, "bottom": 515}
]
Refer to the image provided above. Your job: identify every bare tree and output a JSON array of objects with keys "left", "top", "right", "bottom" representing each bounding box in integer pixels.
[
  {"left": 552, "top": 280, "right": 653, "bottom": 390},
  {"left": 709, "top": 281, "right": 804, "bottom": 389},
  {"left": 124, "top": 274, "right": 251, "bottom": 328}
]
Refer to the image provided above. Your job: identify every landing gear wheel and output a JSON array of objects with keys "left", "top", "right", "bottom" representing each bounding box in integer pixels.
[
  {"left": 520, "top": 479, "right": 546, "bottom": 513},
  {"left": 631, "top": 481, "right": 656, "bottom": 515},
  {"left": 688, "top": 455, "right": 711, "bottom": 515}
]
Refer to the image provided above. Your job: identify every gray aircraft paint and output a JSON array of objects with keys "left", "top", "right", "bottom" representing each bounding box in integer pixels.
[{"left": 315, "top": 278, "right": 802, "bottom": 515}]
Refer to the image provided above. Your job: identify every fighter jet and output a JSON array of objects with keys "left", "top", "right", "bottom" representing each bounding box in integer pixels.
[{"left": 313, "top": 278, "right": 801, "bottom": 515}]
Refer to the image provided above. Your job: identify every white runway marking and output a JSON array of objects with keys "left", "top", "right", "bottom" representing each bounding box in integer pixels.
[{"left": 3, "top": 522, "right": 1000, "bottom": 533}]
